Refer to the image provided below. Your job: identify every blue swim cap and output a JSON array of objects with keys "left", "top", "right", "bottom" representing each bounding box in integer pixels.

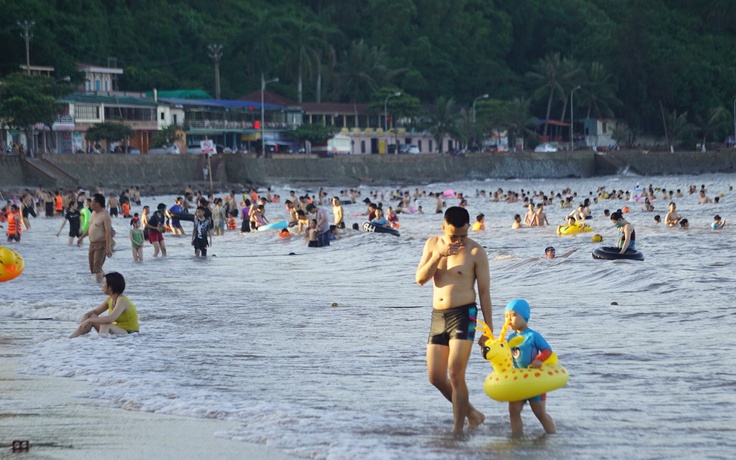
[{"left": 505, "top": 299, "right": 530, "bottom": 322}]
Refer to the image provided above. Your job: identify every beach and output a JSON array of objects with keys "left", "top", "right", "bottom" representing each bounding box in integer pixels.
[
  {"left": 0, "top": 321, "right": 295, "bottom": 460},
  {"left": 1, "top": 175, "right": 736, "bottom": 459}
]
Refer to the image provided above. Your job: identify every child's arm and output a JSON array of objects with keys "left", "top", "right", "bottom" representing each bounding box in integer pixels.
[
  {"left": 56, "top": 218, "right": 67, "bottom": 236},
  {"left": 530, "top": 349, "right": 552, "bottom": 368},
  {"left": 129, "top": 229, "right": 134, "bottom": 243}
]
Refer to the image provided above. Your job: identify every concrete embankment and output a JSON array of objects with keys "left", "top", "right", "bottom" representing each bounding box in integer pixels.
[{"left": 1, "top": 150, "right": 735, "bottom": 193}]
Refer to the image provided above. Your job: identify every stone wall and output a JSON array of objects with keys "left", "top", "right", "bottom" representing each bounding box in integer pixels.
[{"left": 2, "top": 149, "right": 735, "bottom": 194}]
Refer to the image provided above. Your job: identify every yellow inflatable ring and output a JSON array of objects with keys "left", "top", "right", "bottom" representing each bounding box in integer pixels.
[
  {"left": 0, "top": 246, "right": 25, "bottom": 282},
  {"left": 477, "top": 320, "right": 569, "bottom": 402},
  {"left": 557, "top": 222, "right": 592, "bottom": 235}
]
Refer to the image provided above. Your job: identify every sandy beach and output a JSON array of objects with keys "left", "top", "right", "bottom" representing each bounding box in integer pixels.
[{"left": 0, "top": 321, "right": 296, "bottom": 460}]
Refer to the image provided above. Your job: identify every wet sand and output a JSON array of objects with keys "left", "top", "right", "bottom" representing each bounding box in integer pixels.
[{"left": 0, "top": 322, "right": 296, "bottom": 460}]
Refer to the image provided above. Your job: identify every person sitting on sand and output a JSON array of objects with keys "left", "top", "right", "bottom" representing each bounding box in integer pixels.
[{"left": 69, "top": 272, "right": 139, "bottom": 338}]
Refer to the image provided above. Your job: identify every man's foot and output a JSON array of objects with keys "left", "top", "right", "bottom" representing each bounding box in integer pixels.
[{"left": 467, "top": 408, "right": 485, "bottom": 429}]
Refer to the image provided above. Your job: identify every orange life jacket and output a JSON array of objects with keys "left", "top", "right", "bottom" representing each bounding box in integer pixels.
[
  {"left": 54, "top": 195, "right": 63, "bottom": 211},
  {"left": 6, "top": 212, "right": 21, "bottom": 235}
]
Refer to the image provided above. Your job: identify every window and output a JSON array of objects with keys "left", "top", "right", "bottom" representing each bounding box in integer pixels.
[
  {"left": 361, "top": 140, "right": 365, "bottom": 154},
  {"left": 602, "top": 122, "right": 607, "bottom": 134},
  {"left": 160, "top": 112, "right": 165, "bottom": 121},
  {"left": 429, "top": 140, "right": 433, "bottom": 152},
  {"left": 76, "top": 105, "right": 99, "bottom": 119},
  {"left": 95, "top": 79, "right": 100, "bottom": 91},
  {"left": 418, "top": 140, "right": 422, "bottom": 151}
]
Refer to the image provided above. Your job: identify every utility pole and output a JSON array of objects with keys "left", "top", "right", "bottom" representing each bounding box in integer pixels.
[
  {"left": 208, "top": 45, "right": 223, "bottom": 100},
  {"left": 18, "top": 20, "right": 35, "bottom": 76}
]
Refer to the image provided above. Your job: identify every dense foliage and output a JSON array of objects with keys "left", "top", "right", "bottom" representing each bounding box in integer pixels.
[{"left": 2, "top": 0, "right": 735, "bottom": 141}]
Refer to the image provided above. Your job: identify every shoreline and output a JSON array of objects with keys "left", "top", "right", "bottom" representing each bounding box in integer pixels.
[{"left": 0, "top": 322, "right": 296, "bottom": 460}]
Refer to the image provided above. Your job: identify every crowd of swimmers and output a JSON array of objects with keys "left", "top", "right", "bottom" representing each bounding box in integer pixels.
[{"left": 2, "top": 180, "right": 729, "bottom": 256}]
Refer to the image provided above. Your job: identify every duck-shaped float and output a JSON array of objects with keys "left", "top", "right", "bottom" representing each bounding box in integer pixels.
[
  {"left": 0, "top": 246, "right": 25, "bottom": 282},
  {"left": 477, "top": 319, "right": 568, "bottom": 402}
]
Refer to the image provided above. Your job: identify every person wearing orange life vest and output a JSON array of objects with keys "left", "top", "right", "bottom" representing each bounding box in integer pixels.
[
  {"left": 6, "top": 204, "right": 22, "bottom": 242},
  {"left": 54, "top": 191, "right": 63, "bottom": 216}
]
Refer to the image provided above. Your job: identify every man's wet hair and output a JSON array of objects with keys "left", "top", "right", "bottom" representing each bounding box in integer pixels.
[{"left": 444, "top": 206, "right": 469, "bottom": 227}]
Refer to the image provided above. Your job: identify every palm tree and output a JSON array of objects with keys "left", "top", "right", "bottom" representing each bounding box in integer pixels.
[
  {"left": 503, "top": 97, "right": 538, "bottom": 152},
  {"left": 332, "top": 40, "right": 400, "bottom": 103},
  {"left": 237, "top": 9, "right": 288, "bottom": 76},
  {"left": 580, "top": 62, "right": 621, "bottom": 119},
  {"left": 427, "top": 96, "right": 457, "bottom": 153},
  {"left": 526, "top": 53, "right": 579, "bottom": 138},
  {"left": 693, "top": 107, "right": 729, "bottom": 152},
  {"left": 281, "top": 18, "right": 325, "bottom": 104},
  {"left": 665, "top": 110, "right": 691, "bottom": 152}
]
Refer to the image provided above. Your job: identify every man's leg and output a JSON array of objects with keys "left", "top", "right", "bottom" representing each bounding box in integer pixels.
[{"left": 427, "top": 341, "right": 484, "bottom": 433}]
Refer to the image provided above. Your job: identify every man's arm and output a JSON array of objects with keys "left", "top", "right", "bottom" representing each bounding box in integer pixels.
[
  {"left": 474, "top": 246, "right": 492, "bottom": 333},
  {"left": 416, "top": 237, "right": 446, "bottom": 286},
  {"left": 103, "top": 213, "right": 113, "bottom": 256},
  {"left": 620, "top": 225, "right": 632, "bottom": 253}
]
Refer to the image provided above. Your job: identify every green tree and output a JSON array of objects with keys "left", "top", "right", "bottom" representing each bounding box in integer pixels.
[
  {"left": 426, "top": 96, "right": 457, "bottom": 153},
  {"left": 693, "top": 107, "right": 729, "bottom": 152},
  {"left": 502, "top": 97, "right": 538, "bottom": 152},
  {"left": 290, "top": 122, "right": 339, "bottom": 150},
  {"left": 152, "top": 124, "right": 182, "bottom": 148},
  {"left": 0, "top": 73, "right": 69, "bottom": 155},
  {"left": 664, "top": 109, "right": 691, "bottom": 153},
  {"left": 526, "top": 53, "right": 580, "bottom": 138},
  {"left": 85, "top": 122, "right": 134, "bottom": 151},
  {"left": 580, "top": 62, "right": 620, "bottom": 119},
  {"left": 332, "top": 40, "right": 401, "bottom": 103},
  {"left": 282, "top": 18, "right": 326, "bottom": 104}
]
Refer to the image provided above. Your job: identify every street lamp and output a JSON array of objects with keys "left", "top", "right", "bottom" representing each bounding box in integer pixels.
[
  {"left": 384, "top": 92, "right": 401, "bottom": 153},
  {"left": 54, "top": 76, "right": 71, "bottom": 84},
  {"left": 472, "top": 93, "right": 489, "bottom": 124},
  {"left": 570, "top": 85, "right": 581, "bottom": 150},
  {"left": 261, "top": 73, "right": 279, "bottom": 157}
]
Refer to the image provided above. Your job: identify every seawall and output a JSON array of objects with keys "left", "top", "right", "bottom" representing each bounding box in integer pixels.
[{"left": 1, "top": 150, "right": 735, "bottom": 193}]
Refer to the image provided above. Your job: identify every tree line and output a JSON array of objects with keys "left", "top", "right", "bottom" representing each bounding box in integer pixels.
[{"left": 1, "top": 0, "right": 735, "bottom": 149}]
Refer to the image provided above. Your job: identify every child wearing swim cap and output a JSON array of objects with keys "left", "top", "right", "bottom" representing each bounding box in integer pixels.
[{"left": 504, "top": 298, "right": 557, "bottom": 435}]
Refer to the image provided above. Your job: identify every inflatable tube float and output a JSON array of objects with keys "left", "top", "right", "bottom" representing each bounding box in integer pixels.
[
  {"left": 592, "top": 246, "right": 644, "bottom": 261},
  {"left": 557, "top": 222, "right": 593, "bottom": 235},
  {"left": 0, "top": 246, "right": 25, "bottom": 282},
  {"left": 362, "top": 222, "right": 400, "bottom": 237},
  {"left": 257, "top": 220, "right": 289, "bottom": 232},
  {"left": 340, "top": 200, "right": 352, "bottom": 205},
  {"left": 477, "top": 320, "right": 568, "bottom": 402},
  {"left": 170, "top": 212, "right": 194, "bottom": 222}
]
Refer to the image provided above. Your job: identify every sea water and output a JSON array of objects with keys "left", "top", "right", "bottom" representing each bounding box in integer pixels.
[{"left": 1, "top": 173, "right": 735, "bottom": 459}]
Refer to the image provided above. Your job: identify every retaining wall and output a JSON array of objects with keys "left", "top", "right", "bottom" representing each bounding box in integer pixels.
[{"left": 2, "top": 149, "right": 735, "bottom": 193}]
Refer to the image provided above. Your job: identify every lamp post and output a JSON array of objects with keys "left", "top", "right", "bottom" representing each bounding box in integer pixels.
[
  {"left": 570, "top": 85, "right": 581, "bottom": 150},
  {"left": 384, "top": 92, "right": 401, "bottom": 153},
  {"left": 472, "top": 93, "right": 489, "bottom": 124},
  {"left": 261, "top": 73, "right": 279, "bottom": 157},
  {"left": 54, "top": 76, "right": 71, "bottom": 84}
]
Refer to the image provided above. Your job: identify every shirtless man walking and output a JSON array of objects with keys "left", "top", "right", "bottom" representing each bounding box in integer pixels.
[
  {"left": 416, "top": 206, "right": 492, "bottom": 434},
  {"left": 77, "top": 193, "right": 112, "bottom": 283}
]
